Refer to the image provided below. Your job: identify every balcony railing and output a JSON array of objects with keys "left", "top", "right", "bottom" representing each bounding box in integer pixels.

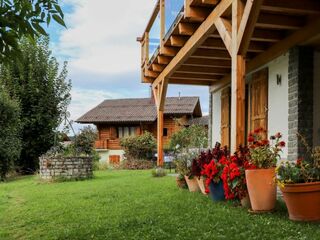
[{"left": 139, "top": 0, "right": 185, "bottom": 69}]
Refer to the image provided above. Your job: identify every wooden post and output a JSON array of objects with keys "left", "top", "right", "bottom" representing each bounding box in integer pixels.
[
  {"left": 157, "top": 109, "right": 164, "bottom": 166},
  {"left": 230, "top": 0, "right": 246, "bottom": 153},
  {"left": 160, "top": 0, "right": 165, "bottom": 48}
]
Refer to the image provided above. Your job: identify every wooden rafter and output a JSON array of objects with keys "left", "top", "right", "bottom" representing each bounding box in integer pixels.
[{"left": 214, "top": 17, "right": 232, "bottom": 55}]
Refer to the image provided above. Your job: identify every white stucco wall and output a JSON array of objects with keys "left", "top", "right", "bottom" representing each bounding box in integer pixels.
[
  {"left": 211, "top": 89, "right": 222, "bottom": 144},
  {"left": 267, "top": 54, "right": 289, "bottom": 158},
  {"left": 97, "top": 149, "right": 125, "bottom": 164},
  {"left": 314, "top": 51, "right": 320, "bottom": 146}
]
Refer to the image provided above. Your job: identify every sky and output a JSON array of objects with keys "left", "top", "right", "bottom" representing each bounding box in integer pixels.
[{"left": 48, "top": 0, "right": 209, "bottom": 132}]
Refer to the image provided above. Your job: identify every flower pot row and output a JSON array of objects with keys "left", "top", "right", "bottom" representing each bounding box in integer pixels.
[{"left": 175, "top": 129, "right": 320, "bottom": 222}]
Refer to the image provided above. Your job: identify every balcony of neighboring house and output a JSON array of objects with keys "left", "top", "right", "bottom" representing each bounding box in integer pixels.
[{"left": 95, "top": 139, "right": 121, "bottom": 150}]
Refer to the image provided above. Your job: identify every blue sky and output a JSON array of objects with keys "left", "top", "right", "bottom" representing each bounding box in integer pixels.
[{"left": 48, "top": 0, "right": 209, "bottom": 132}]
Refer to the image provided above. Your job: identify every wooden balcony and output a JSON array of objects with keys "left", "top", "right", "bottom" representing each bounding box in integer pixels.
[{"left": 95, "top": 139, "right": 122, "bottom": 150}]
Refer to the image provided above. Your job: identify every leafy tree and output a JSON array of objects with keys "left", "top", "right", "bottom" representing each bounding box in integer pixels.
[
  {"left": 0, "top": 0, "right": 65, "bottom": 61},
  {"left": 74, "top": 126, "right": 98, "bottom": 155},
  {"left": 169, "top": 125, "right": 208, "bottom": 153},
  {"left": 120, "top": 132, "right": 156, "bottom": 160},
  {"left": 0, "top": 37, "right": 71, "bottom": 172},
  {"left": 0, "top": 86, "right": 21, "bottom": 180}
]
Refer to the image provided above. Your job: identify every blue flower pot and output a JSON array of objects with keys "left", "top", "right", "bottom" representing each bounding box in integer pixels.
[{"left": 209, "top": 181, "right": 225, "bottom": 201}]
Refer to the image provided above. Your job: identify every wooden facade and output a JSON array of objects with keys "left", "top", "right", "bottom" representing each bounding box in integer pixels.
[
  {"left": 138, "top": 0, "right": 320, "bottom": 166},
  {"left": 94, "top": 115, "right": 189, "bottom": 150}
]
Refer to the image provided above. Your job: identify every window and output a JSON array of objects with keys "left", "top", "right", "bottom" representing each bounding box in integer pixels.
[
  {"left": 163, "top": 128, "right": 168, "bottom": 137},
  {"left": 117, "top": 126, "right": 138, "bottom": 138}
]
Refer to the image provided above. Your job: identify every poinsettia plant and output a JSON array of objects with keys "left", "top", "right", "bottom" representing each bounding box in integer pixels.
[
  {"left": 276, "top": 134, "right": 320, "bottom": 185},
  {"left": 248, "top": 128, "right": 285, "bottom": 169},
  {"left": 221, "top": 146, "right": 256, "bottom": 200},
  {"left": 200, "top": 143, "right": 229, "bottom": 193},
  {"left": 191, "top": 149, "right": 213, "bottom": 178}
]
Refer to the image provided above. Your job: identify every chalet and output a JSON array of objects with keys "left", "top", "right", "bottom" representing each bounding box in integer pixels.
[
  {"left": 138, "top": 0, "right": 320, "bottom": 165},
  {"left": 76, "top": 97, "right": 202, "bottom": 164}
]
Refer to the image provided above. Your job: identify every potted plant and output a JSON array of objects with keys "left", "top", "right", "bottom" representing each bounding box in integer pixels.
[
  {"left": 201, "top": 143, "right": 229, "bottom": 201},
  {"left": 245, "top": 128, "right": 285, "bottom": 212},
  {"left": 221, "top": 146, "right": 255, "bottom": 207},
  {"left": 174, "top": 152, "right": 199, "bottom": 192},
  {"left": 276, "top": 135, "right": 320, "bottom": 221},
  {"left": 191, "top": 150, "right": 213, "bottom": 194}
]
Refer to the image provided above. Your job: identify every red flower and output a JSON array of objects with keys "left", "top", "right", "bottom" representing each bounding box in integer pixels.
[
  {"left": 248, "top": 136, "right": 254, "bottom": 142},
  {"left": 296, "top": 158, "right": 302, "bottom": 166},
  {"left": 279, "top": 141, "right": 286, "bottom": 147}
]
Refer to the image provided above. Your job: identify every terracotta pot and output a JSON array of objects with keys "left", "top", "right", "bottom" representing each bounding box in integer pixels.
[
  {"left": 176, "top": 177, "right": 187, "bottom": 189},
  {"left": 280, "top": 182, "right": 320, "bottom": 221},
  {"left": 245, "top": 168, "right": 276, "bottom": 212},
  {"left": 240, "top": 195, "right": 251, "bottom": 208},
  {"left": 196, "top": 176, "right": 207, "bottom": 195},
  {"left": 184, "top": 176, "right": 200, "bottom": 192}
]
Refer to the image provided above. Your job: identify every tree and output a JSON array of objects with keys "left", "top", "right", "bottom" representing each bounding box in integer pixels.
[
  {"left": 0, "top": 0, "right": 65, "bottom": 61},
  {"left": 0, "top": 37, "right": 71, "bottom": 172},
  {"left": 0, "top": 87, "right": 21, "bottom": 180}
]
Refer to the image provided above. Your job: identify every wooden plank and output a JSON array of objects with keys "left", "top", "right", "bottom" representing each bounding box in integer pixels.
[
  {"left": 247, "top": 17, "right": 320, "bottom": 73},
  {"left": 202, "top": 0, "right": 219, "bottom": 5},
  {"left": 177, "top": 65, "right": 230, "bottom": 74},
  {"left": 184, "top": 57, "right": 231, "bottom": 68},
  {"left": 261, "top": 0, "right": 320, "bottom": 15},
  {"left": 152, "top": 0, "right": 233, "bottom": 88},
  {"left": 170, "top": 35, "right": 188, "bottom": 47},
  {"left": 157, "top": 56, "right": 172, "bottom": 64},
  {"left": 160, "top": 46, "right": 180, "bottom": 57},
  {"left": 237, "top": 0, "right": 254, "bottom": 53},
  {"left": 192, "top": 48, "right": 231, "bottom": 59},
  {"left": 214, "top": 17, "right": 232, "bottom": 55},
  {"left": 160, "top": 0, "right": 165, "bottom": 46},
  {"left": 172, "top": 72, "right": 219, "bottom": 79},
  {"left": 152, "top": 64, "right": 166, "bottom": 72},
  {"left": 178, "top": 22, "right": 198, "bottom": 35},
  {"left": 256, "top": 13, "right": 305, "bottom": 30},
  {"left": 250, "top": 29, "right": 283, "bottom": 42},
  {"left": 169, "top": 78, "right": 216, "bottom": 85},
  {"left": 185, "top": 1, "right": 211, "bottom": 22},
  {"left": 145, "top": 69, "right": 159, "bottom": 78},
  {"left": 221, "top": 87, "right": 231, "bottom": 147}
]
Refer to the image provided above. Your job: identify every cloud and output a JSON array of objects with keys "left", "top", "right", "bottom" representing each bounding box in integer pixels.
[{"left": 52, "top": 0, "right": 209, "bottom": 133}]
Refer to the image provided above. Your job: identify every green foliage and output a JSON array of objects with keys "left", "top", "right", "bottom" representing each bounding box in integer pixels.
[
  {"left": 74, "top": 126, "right": 98, "bottom": 155},
  {"left": 0, "top": 37, "right": 71, "bottom": 172},
  {"left": 174, "top": 151, "right": 198, "bottom": 177},
  {"left": 0, "top": 87, "right": 22, "bottom": 180},
  {"left": 151, "top": 167, "right": 167, "bottom": 177},
  {"left": 169, "top": 125, "right": 208, "bottom": 153},
  {"left": 0, "top": 0, "right": 66, "bottom": 61},
  {"left": 120, "top": 131, "right": 156, "bottom": 160}
]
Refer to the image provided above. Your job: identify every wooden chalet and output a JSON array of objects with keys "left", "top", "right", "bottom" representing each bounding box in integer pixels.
[
  {"left": 76, "top": 97, "right": 202, "bottom": 164},
  {"left": 138, "top": 0, "right": 320, "bottom": 166}
]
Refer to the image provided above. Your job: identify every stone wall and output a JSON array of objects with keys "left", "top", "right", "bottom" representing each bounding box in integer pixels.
[
  {"left": 39, "top": 156, "right": 93, "bottom": 181},
  {"left": 288, "top": 47, "right": 314, "bottom": 161}
]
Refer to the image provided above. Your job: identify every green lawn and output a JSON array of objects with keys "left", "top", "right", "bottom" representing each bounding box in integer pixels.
[{"left": 0, "top": 171, "right": 319, "bottom": 240}]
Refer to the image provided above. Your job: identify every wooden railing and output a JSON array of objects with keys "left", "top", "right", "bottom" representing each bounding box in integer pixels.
[{"left": 95, "top": 139, "right": 122, "bottom": 150}]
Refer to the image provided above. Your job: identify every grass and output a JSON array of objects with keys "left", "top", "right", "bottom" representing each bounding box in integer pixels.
[{"left": 0, "top": 171, "right": 319, "bottom": 240}]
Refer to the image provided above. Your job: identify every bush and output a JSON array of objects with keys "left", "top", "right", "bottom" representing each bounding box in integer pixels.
[
  {"left": 120, "top": 131, "right": 156, "bottom": 160},
  {"left": 151, "top": 167, "right": 167, "bottom": 177},
  {"left": 74, "top": 126, "right": 98, "bottom": 155},
  {"left": 0, "top": 88, "right": 22, "bottom": 180}
]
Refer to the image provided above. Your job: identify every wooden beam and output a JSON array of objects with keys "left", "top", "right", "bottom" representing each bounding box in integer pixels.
[
  {"left": 202, "top": 0, "right": 219, "bottom": 5},
  {"left": 230, "top": 0, "right": 246, "bottom": 152},
  {"left": 238, "top": 0, "right": 263, "bottom": 55},
  {"left": 172, "top": 72, "right": 219, "bottom": 79},
  {"left": 157, "top": 56, "right": 172, "bottom": 64},
  {"left": 256, "top": 13, "right": 305, "bottom": 30},
  {"left": 214, "top": 17, "right": 232, "bottom": 55},
  {"left": 169, "top": 78, "right": 216, "bottom": 85},
  {"left": 237, "top": 0, "right": 254, "bottom": 53},
  {"left": 160, "top": 0, "right": 165, "bottom": 46},
  {"left": 250, "top": 29, "right": 283, "bottom": 43},
  {"left": 170, "top": 35, "right": 188, "bottom": 47},
  {"left": 145, "top": 69, "right": 159, "bottom": 78},
  {"left": 209, "top": 74, "right": 231, "bottom": 93},
  {"left": 185, "top": 1, "right": 211, "bottom": 22},
  {"left": 177, "top": 65, "right": 230, "bottom": 74},
  {"left": 152, "top": 64, "right": 166, "bottom": 72},
  {"left": 178, "top": 22, "right": 198, "bottom": 35},
  {"left": 192, "top": 48, "right": 231, "bottom": 59},
  {"left": 160, "top": 46, "right": 180, "bottom": 57},
  {"left": 184, "top": 57, "right": 231, "bottom": 68},
  {"left": 152, "top": 0, "right": 233, "bottom": 88},
  {"left": 247, "top": 17, "right": 320, "bottom": 73},
  {"left": 157, "top": 109, "right": 164, "bottom": 167},
  {"left": 261, "top": 0, "right": 320, "bottom": 15}
]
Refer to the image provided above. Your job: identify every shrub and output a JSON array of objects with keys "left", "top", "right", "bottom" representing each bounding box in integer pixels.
[
  {"left": 120, "top": 131, "right": 156, "bottom": 160},
  {"left": 151, "top": 167, "right": 167, "bottom": 177},
  {"left": 0, "top": 87, "right": 22, "bottom": 180}
]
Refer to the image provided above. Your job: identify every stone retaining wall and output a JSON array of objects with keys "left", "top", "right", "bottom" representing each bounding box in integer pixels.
[{"left": 39, "top": 156, "right": 93, "bottom": 180}]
